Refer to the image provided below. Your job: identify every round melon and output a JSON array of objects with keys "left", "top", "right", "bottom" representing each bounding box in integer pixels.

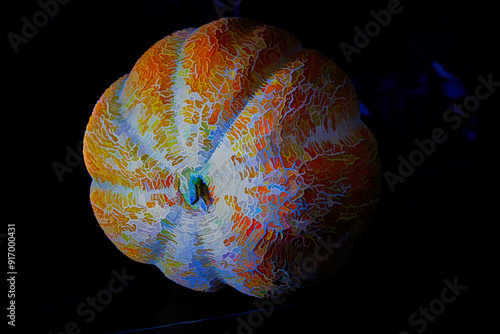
[{"left": 83, "top": 17, "right": 380, "bottom": 298}]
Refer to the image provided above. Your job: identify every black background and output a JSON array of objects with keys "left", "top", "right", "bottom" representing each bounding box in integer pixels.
[{"left": 5, "top": 0, "right": 499, "bottom": 333}]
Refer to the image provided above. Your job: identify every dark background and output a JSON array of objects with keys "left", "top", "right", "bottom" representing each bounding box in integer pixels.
[{"left": 5, "top": 0, "right": 498, "bottom": 333}]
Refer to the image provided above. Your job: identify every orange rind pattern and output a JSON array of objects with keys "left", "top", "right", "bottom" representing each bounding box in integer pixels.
[{"left": 84, "top": 17, "right": 380, "bottom": 297}]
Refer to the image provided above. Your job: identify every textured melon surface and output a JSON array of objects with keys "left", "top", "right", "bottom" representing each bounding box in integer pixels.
[{"left": 83, "top": 17, "right": 380, "bottom": 298}]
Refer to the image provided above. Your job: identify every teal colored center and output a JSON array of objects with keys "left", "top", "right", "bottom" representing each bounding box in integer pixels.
[
  {"left": 188, "top": 174, "right": 203, "bottom": 205},
  {"left": 179, "top": 170, "right": 211, "bottom": 209}
]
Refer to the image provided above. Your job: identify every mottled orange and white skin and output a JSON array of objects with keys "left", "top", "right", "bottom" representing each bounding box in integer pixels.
[{"left": 83, "top": 17, "right": 380, "bottom": 298}]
